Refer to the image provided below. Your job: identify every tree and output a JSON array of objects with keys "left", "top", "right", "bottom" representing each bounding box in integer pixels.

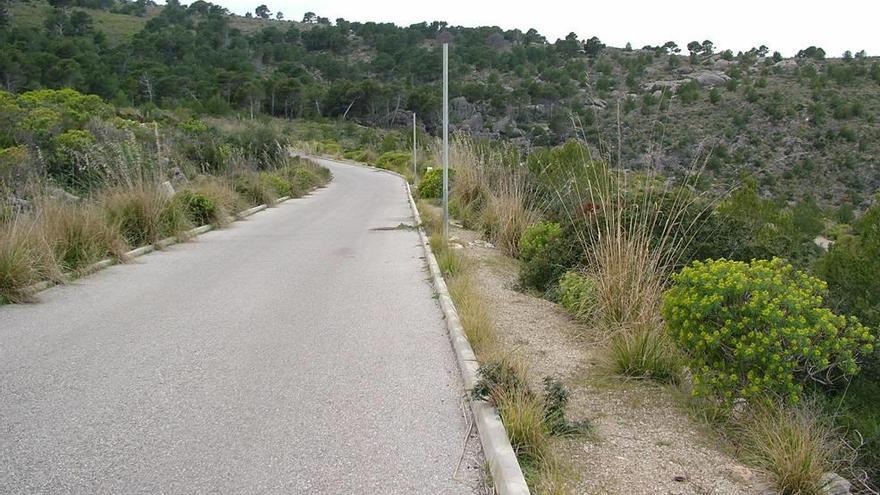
[
  {"left": 302, "top": 11, "right": 315, "bottom": 23},
  {"left": 254, "top": 4, "right": 270, "bottom": 19},
  {"left": 686, "top": 40, "right": 701, "bottom": 54},
  {"left": 583, "top": 36, "right": 605, "bottom": 57},
  {"left": 757, "top": 45, "right": 769, "bottom": 57},
  {"left": 245, "top": 11, "right": 252, "bottom": 18},
  {"left": 0, "top": 0, "right": 9, "bottom": 27},
  {"left": 701, "top": 39, "right": 714, "bottom": 55},
  {"left": 275, "top": 11, "right": 283, "bottom": 20},
  {"left": 662, "top": 41, "right": 680, "bottom": 54}
]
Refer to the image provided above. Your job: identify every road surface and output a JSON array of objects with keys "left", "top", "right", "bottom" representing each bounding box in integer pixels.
[{"left": 0, "top": 159, "right": 482, "bottom": 494}]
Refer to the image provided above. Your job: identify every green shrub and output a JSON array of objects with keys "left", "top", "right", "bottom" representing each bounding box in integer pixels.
[
  {"left": 233, "top": 173, "right": 278, "bottom": 207},
  {"left": 176, "top": 190, "right": 218, "bottom": 227},
  {"left": 376, "top": 150, "right": 411, "bottom": 173},
  {"left": 518, "top": 222, "right": 580, "bottom": 293},
  {"left": 557, "top": 271, "right": 597, "bottom": 321},
  {"left": 418, "top": 168, "right": 443, "bottom": 198},
  {"left": 663, "top": 258, "right": 875, "bottom": 404},
  {"left": 261, "top": 173, "right": 293, "bottom": 197}
]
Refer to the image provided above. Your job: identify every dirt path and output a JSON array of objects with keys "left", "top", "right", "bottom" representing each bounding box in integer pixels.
[{"left": 451, "top": 225, "right": 771, "bottom": 495}]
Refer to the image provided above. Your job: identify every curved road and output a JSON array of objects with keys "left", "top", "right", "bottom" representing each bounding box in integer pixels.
[{"left": 0, "top": 159, "right": 481, "bottom": 494}]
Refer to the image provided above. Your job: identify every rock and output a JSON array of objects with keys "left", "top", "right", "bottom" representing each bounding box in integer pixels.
[
  {"left": 584, "top": 95, "right": 607, "bottom": 109},
  {"left": 461, "top": 113, "right": 484, "bottom": 132},
  {"left": 714, "top": 59, "right": 733, "bottom": 69},
  {"left": 160, "top": 181, "right": 175, "bottom": 198},
  {"left": 820, "top": 472, "right": 851, "bottom": 495},
  {"left": 814, "top": 235, "right": 834, "bottom": 251},
  {"left": 450, "top": 96, "right": 476, "bottom": 121},
  {"left": 722, "top": 463, "right": 757, "bottom": 485},
  {"left": 47, "top": 186, "right": 80, "bottom": 203},
  {"left": 169, "top": 167, "right": 188, "bottom": 187},
  {"left": 774, "top": 59, "right": 798, "bottom": 70},
  {"left": 642, "top": 79, "right": 689, "bottom": 93},
  {"left": 691, "top": 70, "right": 731, "bottom": 87}
]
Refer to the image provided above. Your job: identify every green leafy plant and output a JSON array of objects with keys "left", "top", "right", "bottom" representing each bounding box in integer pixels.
[
  {"left": 417, "top": 168, "right": 443, "bottom": 198},
  {"left": 557, "top": 270, "right": 597, "bottom": 322},
  {"left": 176, "top": 190, "right": 219, "bottom": 227},
  {"left": 663, "top": 258, "right": 875, "bottom": 404},
  {"left": 518, "top": 222, "right": 580, "bottom": 293}
]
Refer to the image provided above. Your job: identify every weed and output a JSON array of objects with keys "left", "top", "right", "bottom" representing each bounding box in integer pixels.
[
  {"left": 607, "top": 321, "right": 682, "bottom": 383},
  {"left": 0, "top": 217, "right": 60, "bottom": 302}
]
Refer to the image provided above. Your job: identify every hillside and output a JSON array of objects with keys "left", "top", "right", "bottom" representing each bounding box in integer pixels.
[{"left": 2, "top": 0, "right": 879, "bottom": 206}]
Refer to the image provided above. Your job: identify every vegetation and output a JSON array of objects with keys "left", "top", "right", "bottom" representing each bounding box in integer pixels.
[{"left": 663, "top": 258, "right": 874, "bottom": 405}]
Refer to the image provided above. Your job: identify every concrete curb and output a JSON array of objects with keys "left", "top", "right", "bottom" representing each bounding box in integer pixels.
[
  {"left": 309, "top": 155, "right": 531, "bottom": 495},
  {"left": 24, "top": 195, "right": 294, "bottom": 298}
]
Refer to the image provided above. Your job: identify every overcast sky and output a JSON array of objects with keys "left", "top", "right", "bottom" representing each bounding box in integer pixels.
[{"left": 206, "top": 0, "right": 878, "bottom": 57}]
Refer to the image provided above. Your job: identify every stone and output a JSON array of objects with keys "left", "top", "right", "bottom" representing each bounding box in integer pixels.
[
  {"left": 47, "top": 186, "right": 80, "bottom": 203},
  {"left": 691, "top": 70, "right": 731, "bottom": 87},
  {"left": 819, "top": 472, "right": 851, "bottom": 495},
  {"left": 160, "top": 181, "right": 175, "bottom": 198}
]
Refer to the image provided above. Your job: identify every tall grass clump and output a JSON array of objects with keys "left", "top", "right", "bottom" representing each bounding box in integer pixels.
[
  {"left": 607, "top": 321, "right": 682, "bottom": 382},
  {"left": 180, "top": 177, "right": 243, "bottom": 227},
  {"left": 557, "top": 147, "right": 712, "bottom": 329},
  {"left": 100, "top": 182, "right": 191, "bottom": 248},
  {"left": 449, "top": 134, "right": 540, "bottom": 255},
  {"left": 739, "top": 404, "right": 843, "bottom": 495},
  {"left": 36, "top": 198, "right": 128, "bottom": 272},
  {"left": 430, "top": 233, "right": 466, "bottom": 277},
  {"left": 0, "top": 218, "right": 60, "bottom": 302}
]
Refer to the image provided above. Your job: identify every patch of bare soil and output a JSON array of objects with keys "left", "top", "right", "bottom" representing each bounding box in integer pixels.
[{"left": 451, "top": 225, "right": 770, "bottom": 495}]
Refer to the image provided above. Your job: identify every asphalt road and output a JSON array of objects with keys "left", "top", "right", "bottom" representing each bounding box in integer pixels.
[{"left": 0, "top": 159, "right": 481, "bottom": 494}]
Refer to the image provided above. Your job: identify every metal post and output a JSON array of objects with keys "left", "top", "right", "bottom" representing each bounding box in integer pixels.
[
  {"left": 412, "top": 112, "right": 417, "bottom": 183},
  {"left": 442, "top": 43, "right": 449, "bottom": 241}
]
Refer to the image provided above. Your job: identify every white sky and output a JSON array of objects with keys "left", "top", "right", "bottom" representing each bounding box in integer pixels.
[{"left": 206, "top": 0, "right": 878, "bottom": 57}]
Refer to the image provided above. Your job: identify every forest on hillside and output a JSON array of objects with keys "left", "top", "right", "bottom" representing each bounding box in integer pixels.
[{"left": 2, "top": 0, "right": 879, "bottom": 207}]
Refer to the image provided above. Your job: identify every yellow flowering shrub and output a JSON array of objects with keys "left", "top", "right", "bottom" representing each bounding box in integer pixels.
[{"left": 662, "top": 258, "right": 874, "bottom": 404}]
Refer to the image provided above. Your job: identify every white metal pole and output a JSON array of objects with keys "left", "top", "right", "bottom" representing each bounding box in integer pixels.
[
  {"left": 442, "top": 43, "right": 449, "bottom": 241},
  {"left": 412, "top": 112, "right": 417, "bottom": 183}
]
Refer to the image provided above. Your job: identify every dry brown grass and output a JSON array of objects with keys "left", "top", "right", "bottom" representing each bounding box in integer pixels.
[
  {"left": 100, "top": 181, "right": 192, "bottom": 248},
  {"left": 739, "top": 404, "right": 843, "bottom": 495},
  {"left": 447, "top": 272, "right": 495, "bottom": 356},
  {"left": 0, "top": 217, "right": 61, "bottom": 303},
  {"left": 36, "top": 198, "right": 128, "bottom": 272},
  {"left": 449, "top": 134, "right": 541, "bottom": 257}
]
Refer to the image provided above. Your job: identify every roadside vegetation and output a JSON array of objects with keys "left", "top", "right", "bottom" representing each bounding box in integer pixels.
[
  {"left": 423, "top": 133, "right": 880, "bottom": 494},
  {"left": 0, "top": 89, "right": 330, "bottom": 303}
]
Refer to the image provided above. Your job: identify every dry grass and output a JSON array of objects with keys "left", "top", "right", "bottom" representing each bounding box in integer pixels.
[
  {"left": 0, "top": 217, "right": 61, "bottom": 303},
  {"left": 36, "top": 199, "right": 128, "bottom": 272},
  {"left": 739, "top": 404, "right": 843, "bottom": 495},
  {"left": 100, "top": 181, "right": 192, "bottom": 248},
  {"left": 447, "top": 272, "right": 495, "bottom": 356},
  {"left": 495, "top": 386, "right": 551, "bottom": 462},
  {"left": 187, "top": 176, "right": 245, "bottom": 226},
  {"left": 557, "top": 152, "right": 711, "bottom": 329},
  {"left": 449, "top": 134, "right": 541, "bottom": 256}
]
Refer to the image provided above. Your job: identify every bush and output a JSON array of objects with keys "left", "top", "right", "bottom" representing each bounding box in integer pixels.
[
  {"left": 663, "top": 258, "right": 875, "bottom": 404},
  {"left": 184, "top": 177, "right": 243, "bottom": 227},
  {"left": 176, "top": 190, "right": 219, "bottom": 227},
  {"left": 418, "top": 168, "right": 443, "bottom": 198},
  {"left": 557, "top": 270, "right": 597, "bottom": 321},
  {"left": 261, "top": 173, "right": 293, "bottom": 197},
  {"left": 233, "top": 173, "right": 278, "bottom": 207},
  {"left": 376, "top": 151, "right": 411, "bottom": 172},
  {"left": 518, "top": 222, "right": 580, "bottom": 293}
]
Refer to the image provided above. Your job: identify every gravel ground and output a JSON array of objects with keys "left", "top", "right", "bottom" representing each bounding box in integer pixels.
[{"left": 450, "top": 225, "right": 771, "bottom": 495}]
